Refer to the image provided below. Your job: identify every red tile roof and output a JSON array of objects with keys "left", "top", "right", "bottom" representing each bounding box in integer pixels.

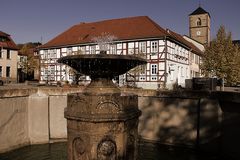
[
  {"left": 40, "top": 16, "right": 170, "bottom": 48},
  {"left": 0, "top": 31, "right": 18, "bottom": 50},
  {"left": 39, "top": 16, "right": 202, "bottom": 55}
]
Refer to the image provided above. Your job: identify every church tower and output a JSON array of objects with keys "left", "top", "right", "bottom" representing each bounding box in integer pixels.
[{"left": 189, "top": 6, "right": 210, "bottom": 46}]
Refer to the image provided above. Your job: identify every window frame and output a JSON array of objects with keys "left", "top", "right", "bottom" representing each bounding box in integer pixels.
[
  {"left": 7, "top": 50, "right": 11, "bottom": 59},
  {"left": 151, "top": 64, "right": 157, "bottom": 75},
  {"left": 196, "top": 18, "right": 202, "bottom": 26},
  {"left": 109, "top": 44, "right": 116, "bottom": 54},
  {"left": 139, "top": 41, "right": 146, "bottom": 53},
  {"left": 90, "top": 46, "right": 96, "bottom": 54},
  {"left": 0, "top": 66, "right": 2, "bottom": 77},
  {"left": 6, "top": 66, "right": 10, "bottom": 77},
  {"left": 0, "top": 48, "right": 2, "bottom": 58},
  {"left": 151, "top": 41, "right": 158, "bottom": 53}
]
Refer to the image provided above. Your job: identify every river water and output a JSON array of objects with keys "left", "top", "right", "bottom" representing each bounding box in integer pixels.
[{"left": 0, "top": 140, "right": 221, "bottom": 160}]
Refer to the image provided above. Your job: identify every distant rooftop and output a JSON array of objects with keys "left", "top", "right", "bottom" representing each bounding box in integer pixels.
[
  {"left": 233, "top": 40, "right": 240, "bottom": 45},
  {"left": 189, "top": 7, "right": 210, "bottom": 17},
  {"left": 0, "top": 31, "right": 18, "bottom": 50}
]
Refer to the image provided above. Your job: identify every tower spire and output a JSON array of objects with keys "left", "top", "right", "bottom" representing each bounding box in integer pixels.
[{"left": 199, "top": 1, "right": 201, "bottom": 7}]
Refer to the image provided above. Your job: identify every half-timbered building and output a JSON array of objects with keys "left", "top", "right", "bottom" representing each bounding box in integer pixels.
[{"left": 38, "top": 16, "right": 202, "bottom": 89}]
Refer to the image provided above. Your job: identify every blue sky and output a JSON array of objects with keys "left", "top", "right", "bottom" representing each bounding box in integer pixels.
[{"left": 0, "top": 0, "right": 239, "bottom": 44}]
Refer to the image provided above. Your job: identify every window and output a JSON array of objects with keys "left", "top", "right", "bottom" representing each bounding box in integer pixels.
[
  {"left": 151, "top": 41, "right": 158, "bottom": 53},
  {"left": 109, "top": 45, "right": 116, "bottom": 54},
  {"left": 140, "top": 76, "right": 146, "bottom": 81},
  {"left": 6, "top": 66, "right": 10, "bottom": 77},
  {"left": 0, "top": 48, "right": 2, "bottom": 58},
  {"left": 44, "top": 68, "right": 48, "bottom": 75},
  {"left": 0, "top": 66, "right": 2, "bottom": 77},
  {"left": 196, "top": 18, "right": 201, "bottom": 26},
  {"left": 151, "top": 64, "right": 157, "bottom": 75},
  {"left": 49, "top": 49, "right": 56, "bottom": 58},
  {"left": 151, "top": 64, "right": 158, "bottom": 81},
  {"left": 7, "top": 50, "right": 10, "bottom": 59},
  {"left": 139, "top": 42, "right": 146, "bottom": 53},
  {"left": 0, "top": 36, "right": 8, "bottom": 42},
  {"left": 50, "top": 66, "right": 55, "bottom": 75},
  {"left": 80, "top": 46, "right": 86, "bottom": 53},
  {"left": 67, "top": 47, "right": 72, "bottom": 55},
  {"left": 181, "top": 67, "right": 184, "bottom": 77},
  {"left": 43, "top": 50, "right": 48, "bottom": 59},
  {"left": 90, "top": 46, "right": 96, "bottom": 54},
  {"left": 195, "top": 55, "right": 199, "bottom": 64}
]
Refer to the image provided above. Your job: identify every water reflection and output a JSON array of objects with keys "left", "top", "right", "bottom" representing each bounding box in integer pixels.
[{"left": 0, "top": 140, "right": 221, "bottom": 160}]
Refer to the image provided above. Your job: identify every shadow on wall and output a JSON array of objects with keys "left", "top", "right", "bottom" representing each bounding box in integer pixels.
[
  {"left": 221, "top": 112, "right": 240, "bottom": 160},
  {"left": 138, "top": 94, "right": 221, "bottom": 151}
]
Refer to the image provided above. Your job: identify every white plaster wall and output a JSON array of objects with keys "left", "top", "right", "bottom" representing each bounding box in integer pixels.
[{"left": 166, "top": 60, "right": 190, "bottom": 89}]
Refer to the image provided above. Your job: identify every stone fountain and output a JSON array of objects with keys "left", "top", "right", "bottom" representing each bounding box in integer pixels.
[{"left": 58, "top": 52, "right": 147, "bottom": 160}]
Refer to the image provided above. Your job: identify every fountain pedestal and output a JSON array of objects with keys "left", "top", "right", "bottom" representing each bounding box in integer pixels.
[{"left": 58, "top": 54, "right": 146, "bottom": 160}]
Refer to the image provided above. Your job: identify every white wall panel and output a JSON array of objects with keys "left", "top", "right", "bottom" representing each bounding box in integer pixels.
[
  {"left": 72, "top": 47, "right": 78, "bottom": 52},
  {"left": 61, "top": 48, "right": 66, "bottom": 52},
  {"left": 117, "top": 43, "right": 122, "bottom": 49},
  {"left": 159, "top": 40, "right": 164, "bottom": 45},
  {"left": 159, "top": 46, "right": 165, "bottom": 52},
  {"left": 128, "top": 42, "right": 134, "bottom": 48}
]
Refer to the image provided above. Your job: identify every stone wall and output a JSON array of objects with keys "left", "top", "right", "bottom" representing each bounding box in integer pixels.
[
  {"left": 0, "top": 96, "right": 29, "bottom": 153},
  {"left": 138, "top": 93, "right": 222, "bottom": 150},
  {"left": 0, "top": 87, "right": 239, "bottom": 159},
  {"left": 0, "top": 87, "right": 81, "bottom": 153}
]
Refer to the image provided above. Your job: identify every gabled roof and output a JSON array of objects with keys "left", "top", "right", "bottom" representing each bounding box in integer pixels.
[
  {"left": 40, "top": 16, "right": 170, "bottom": 48},
  {"left": 189, "top": 7, "right": 210, "bottom": 17},
  {"left": 39, "top": 16, "right": 202, "bottom": 55},
  {"left": 0, "top": 31, "right": 18, "bottom": 50},
  {"left": 166, "top": 29, "right": 203, "bottom": 55},
  {"left": 0, "top": 31, "right": 10, "bottom": 37}
]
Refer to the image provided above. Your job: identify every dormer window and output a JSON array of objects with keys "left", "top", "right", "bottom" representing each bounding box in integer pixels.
[
  {"left": 196, "top": 18, "right": 201, "bottom": 26},
  {"left": 0, "top": 36, "right": 9, "bottom": 42}
]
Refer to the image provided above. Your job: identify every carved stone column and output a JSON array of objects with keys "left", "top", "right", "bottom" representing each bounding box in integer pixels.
[{"left": 65, "top": 79, "right": 141, "bottom": 160}]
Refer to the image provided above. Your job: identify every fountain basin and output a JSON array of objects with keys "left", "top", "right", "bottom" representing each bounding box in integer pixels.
[{"left": 57, "top": 54, "right": 147, "bottom": 80}]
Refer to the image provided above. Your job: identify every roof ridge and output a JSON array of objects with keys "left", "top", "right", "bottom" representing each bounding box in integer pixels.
[
  {"left": 144, "top": 17, "right": 170, "bottom": 36},
  {"left": 75, "top": 16, "right": 149, "bottom": 26},
  {"left": 40, "top": 16, "right": 171, "bottom": 49},
  {"left": 0, "top": 31, "right": 10, "bottom": 37}
]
